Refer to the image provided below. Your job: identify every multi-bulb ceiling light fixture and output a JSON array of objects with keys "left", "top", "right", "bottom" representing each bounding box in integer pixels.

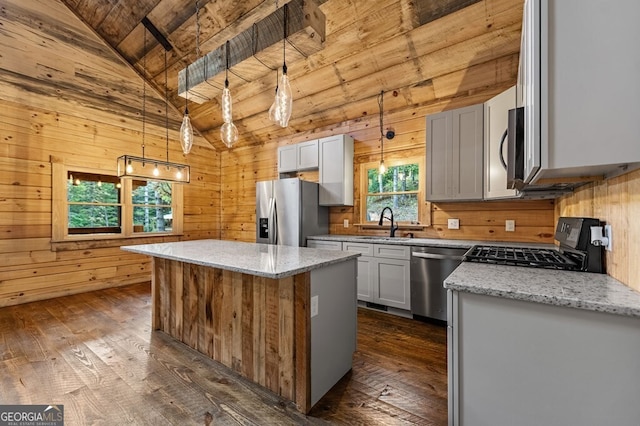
[{"left": 117, "top": 19, "right": 190, "bottom": 183}]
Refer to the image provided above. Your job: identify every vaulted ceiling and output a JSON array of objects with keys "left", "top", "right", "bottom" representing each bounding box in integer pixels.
[{"left": 1, "top": 0, "right": 523, "bottom": 151}]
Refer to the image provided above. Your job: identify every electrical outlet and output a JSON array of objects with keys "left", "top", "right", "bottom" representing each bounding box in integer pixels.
[
  {"left": 311, "top": 295, "right": 319, "bottom": 317},
  {"left": 448, "top": 218, "right": 460, "bottom": 230},
  {"left": 605, "top": 224, "right": 612, "bottom": 251},
  {"left": 505, "top": 220, "right": 515, "bottom": 232},
  {"left": 343, "top": 219, "right": 349, "bottom": 228}
]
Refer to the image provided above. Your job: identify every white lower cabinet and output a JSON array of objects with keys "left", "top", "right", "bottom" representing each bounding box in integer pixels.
[
  {"left": 343, "top": 242, "right": 410, "bottom": 310},
  {"left": 448, "top": 290, "right": 640, "bottom": 426}
]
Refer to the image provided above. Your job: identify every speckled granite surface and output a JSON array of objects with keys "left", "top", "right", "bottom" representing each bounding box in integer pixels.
[
  {"left": 445, "top": 262, "right": 640, "bottom": 318},
  {"left": 307, "top": 234, "right": 555, "bottom": 250},
  {"left": 122, "top": 239, "right": 359, "bottom": 279}
]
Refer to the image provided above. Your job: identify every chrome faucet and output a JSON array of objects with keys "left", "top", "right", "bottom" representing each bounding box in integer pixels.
[{"left": 378, "top": 207, "right": 398, "bottom": 237}]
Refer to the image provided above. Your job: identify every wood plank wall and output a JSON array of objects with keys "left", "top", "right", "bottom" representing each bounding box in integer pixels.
[
  {"left": 556, "top": 168, "right": 640, "bottom": 291},
  {"left": 220, "top": 88, "right": 556, "bottom": 245},
  {"left": 0, "top": 99, "right": 221, "bottom": 307}
]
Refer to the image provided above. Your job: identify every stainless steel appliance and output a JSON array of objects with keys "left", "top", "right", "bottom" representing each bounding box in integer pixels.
[
  {"left": 464, "top": 217, "right": 604, "bottom": 273},
  {"left": 256, "top": 178, "right": 328, "bottom": 247},
  {"left": 410, "top": 246, "right": 467, "bottom": 322}
]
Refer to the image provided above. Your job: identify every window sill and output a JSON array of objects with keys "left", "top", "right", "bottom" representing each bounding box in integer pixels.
[
  {"left": 51, "top": 233, "right": 182, "bottom": 252},
  {"left": 354, "top": 223, "right": 429, "bottom": 230}
]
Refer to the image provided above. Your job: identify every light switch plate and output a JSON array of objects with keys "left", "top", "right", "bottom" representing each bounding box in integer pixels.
[
  {"left": 311, "top": 295, "right": 319, "bottom": 317},
  {"left": 343, "top": 219, "right": 349, "bottom": 228},
  {"left": 505, "top": 220, "right": 515, "bottom": 232},
  {"left": 448, "top": 218, "right": 460, "bottom": 230}
]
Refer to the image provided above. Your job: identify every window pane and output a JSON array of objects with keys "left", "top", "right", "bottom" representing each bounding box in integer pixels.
[
  {"left": 133, "top": 206, "right": 173, "bottom": 233},
  {"left": 132, "top": 180, "right": 172, "bottom": 205},
  {"left": 68, "top": 205, "right": 121, "bottom": 233},
  {"left": 366, "top": 194, "right": 418, "bottom": 222},
  {"left": 367, "top": 164, "right": 419, "bottom": 194},
  {"left": 67, "top": 174, "right": 120, "bottom": 203}
]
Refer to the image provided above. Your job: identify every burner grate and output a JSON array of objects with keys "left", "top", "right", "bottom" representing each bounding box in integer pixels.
[{"left": 464, "top": 246, "right": 580, "bottom": 270}]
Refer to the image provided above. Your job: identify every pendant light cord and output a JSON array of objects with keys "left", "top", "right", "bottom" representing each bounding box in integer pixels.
[
  {"left": 142, "top": 28, "right": 147, "bottom": 160},
  {"left": 378, "top": 90, "right": 384, "bottom": 163},
  {"left": 165, "top": 50, "right": 169, "bottom": 163},
  {"left": 225, "top": 40, "right": 230, "bottom": 87},
  {"left": 282, "top": 4, "right": 288, "bottom": 74}
]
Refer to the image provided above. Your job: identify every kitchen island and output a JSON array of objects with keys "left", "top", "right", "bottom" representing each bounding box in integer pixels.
[
  {"left": 445, "top": 263, "right": 640, "bottom": 426},
  {"left": 121, "top": 239, "right": 359, "bottom": 413}
]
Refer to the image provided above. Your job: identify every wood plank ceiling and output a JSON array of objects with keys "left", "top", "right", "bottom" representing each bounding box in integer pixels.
[{"left": 8, "top": 0, "right": 523, "bottom": 151}]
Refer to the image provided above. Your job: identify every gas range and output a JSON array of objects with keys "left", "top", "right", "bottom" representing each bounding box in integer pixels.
[{"left": 463, "top": 217, "right": 605, "bottom": 273}]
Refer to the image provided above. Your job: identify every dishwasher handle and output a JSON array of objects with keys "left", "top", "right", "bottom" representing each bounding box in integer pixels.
[{"left": 412, "top": 252, "right": 465, "bottom": 261}]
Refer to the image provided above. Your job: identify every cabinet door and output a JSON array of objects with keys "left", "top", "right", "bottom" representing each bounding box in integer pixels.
[
  {"left": 356, "top": 256, "right": 375, "bottom": 302},
  {"left": 319, "top": 135, "right": 354, "bottom": 206},
  {"left": 484, "top": 87, "right": 518, "bottom": 199},
  {"left": 426, "top": 111, "right": 452, "bottom": 201},
  {"left": 297, "top": 140, "right": 319, "bottom": 170},
  {"left": 373, "top": 258, "right": 410, "bottom": 310},
  {"left": 277, "top": 145, "right": 298, "bottom": 173},
  {"left": 452, "top": 104, "right": 483, "bottom": 200}
]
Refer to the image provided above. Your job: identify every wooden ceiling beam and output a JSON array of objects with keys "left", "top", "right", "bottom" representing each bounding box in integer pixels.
[{"left": 177, "top": 0, "right": 326, "bottom": 101}]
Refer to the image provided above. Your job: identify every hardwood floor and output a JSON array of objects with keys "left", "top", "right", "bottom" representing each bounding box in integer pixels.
[{"left": 0, "top": 283, "right": 447, "bottom": 425}]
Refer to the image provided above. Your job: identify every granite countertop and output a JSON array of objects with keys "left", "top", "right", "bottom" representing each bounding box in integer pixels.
[
  {"left": 121, "top": 239, "right": 360, "bottom": 280},
  {"left": 307, "top": 234, "right": 555, "bottom": 250},
  {"left": 444, "top": 262, "right": 640, "bottom": 318}
]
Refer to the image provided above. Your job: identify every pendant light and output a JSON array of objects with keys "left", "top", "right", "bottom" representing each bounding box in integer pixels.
[
  {"left": 179, "top": 1, "right": 199, "bottom": 155},
  {"left": 272, "top": 4, "right": 292, "bottom": 128},
  {"left": 378, "top": 90, "right": 386, "bottom": 174},
  {"left": 220, "top": 41, "right": 239, "bottom": 148},
  {"left": 268, "top": 68, "right": 280, "bottom": 123},
  {"left": 117, "top": 20, "right": 190, "bottom": 183}
]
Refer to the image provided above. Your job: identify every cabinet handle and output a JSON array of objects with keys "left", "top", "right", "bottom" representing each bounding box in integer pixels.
[
  {"left": 411, "top": 252, "right": 464, "bottom": 261},
  {"left": 499, "top": 128, "right": 508, "bottom": 170}
]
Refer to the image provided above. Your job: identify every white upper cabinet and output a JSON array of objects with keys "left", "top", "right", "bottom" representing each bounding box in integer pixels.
[
  {"left": 426, "top": 104, "right": 484, "bottom": 201},
  {"left": 484, "top": 86, "right": 518, "bottom": 199},
  {"left": 277, "top": 140, "right": 319, "bottom": 173},
  {"left": 319, "top": 134, "right": 354, "bottom": 206},
  {"left": 520, "top": 0, "right": 640, "bottom": 183}
]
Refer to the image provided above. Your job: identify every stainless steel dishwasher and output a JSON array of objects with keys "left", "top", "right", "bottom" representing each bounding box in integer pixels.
[{"left": 410, "top": 246, "right": 467, "bottom": 322}]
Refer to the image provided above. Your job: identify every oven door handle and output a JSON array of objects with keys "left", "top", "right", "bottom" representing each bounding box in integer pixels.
[{"left": 412, "top": 252, "right": 465, "bottom": 261}]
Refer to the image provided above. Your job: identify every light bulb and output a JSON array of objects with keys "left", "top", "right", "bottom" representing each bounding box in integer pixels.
[
  {"left": 220, "top": 121, "right": 239, "bottom": 148},
  {"left": 275, "top": 73, "right": 292, "bottom": 128},
  {"left": 97, "top": 180, "right": 102, "bottom": 187},
  {"left": 75, "top": 178, "right": 81, "bottom": 185},
  {"left": 180, "top": 113, "right": 194, "bottom": 155},
  {"left": 176, "top": 169, "right": 183, "bottom": 180},
  {"left": 116, "top": 183, "right": 122, "bottom": 189},
  {"left": 153, "top": 164, "right": 160, "bottom": 177},
  {"left": 268, "top": 87, "right": 280, "bottom": 123},
  {"left": 221, "top": 87, "right": 233, "bottom": 123},
  {"left": 379, "top": 160, "right": 386, "bottom": 174},
  {"left": 126, "top": 161, "right": 133, "bottom": 173}
]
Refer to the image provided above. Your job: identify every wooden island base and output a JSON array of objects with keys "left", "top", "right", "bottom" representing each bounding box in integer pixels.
[{"left": 151, "top": 256, "right": 356, "bottom": 413}]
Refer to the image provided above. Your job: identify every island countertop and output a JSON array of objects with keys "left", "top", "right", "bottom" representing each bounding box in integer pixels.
[
  {"left": 121, "top": 239, "right": 360, "bottom": 279},
  {"left": 444, "top": 262, "right": 640, "bottom": 318}
]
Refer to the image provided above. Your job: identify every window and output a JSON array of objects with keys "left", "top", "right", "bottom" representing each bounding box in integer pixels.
[
  {"left": 132, "top": 180, "right": 173, "bottom": 233},
  {"left": 67, "top": 172, "right": 122, "bottom": 234},
  {"left": 360, "top": 157, "right": 426, "bottom": 225},
  {"left": 52, "top": 160, "right": 183, "bottom": 242}
]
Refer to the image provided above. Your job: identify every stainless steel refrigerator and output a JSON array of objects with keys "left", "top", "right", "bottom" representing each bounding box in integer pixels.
[{"left": 256, "top": 178, "right": 329, "bottom": 247}]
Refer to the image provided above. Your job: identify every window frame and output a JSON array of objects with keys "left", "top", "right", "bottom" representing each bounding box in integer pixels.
[
  {"left": 52, "top": 159, "right": 183, "bottom": 242},
  {"left": 359, "top": 156, "right": 428, "bottom": 226}
]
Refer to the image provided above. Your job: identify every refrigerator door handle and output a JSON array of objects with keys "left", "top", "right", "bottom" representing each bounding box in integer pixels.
[{"left": 268, "top": 197, "right": 277, "bottom": 245}]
